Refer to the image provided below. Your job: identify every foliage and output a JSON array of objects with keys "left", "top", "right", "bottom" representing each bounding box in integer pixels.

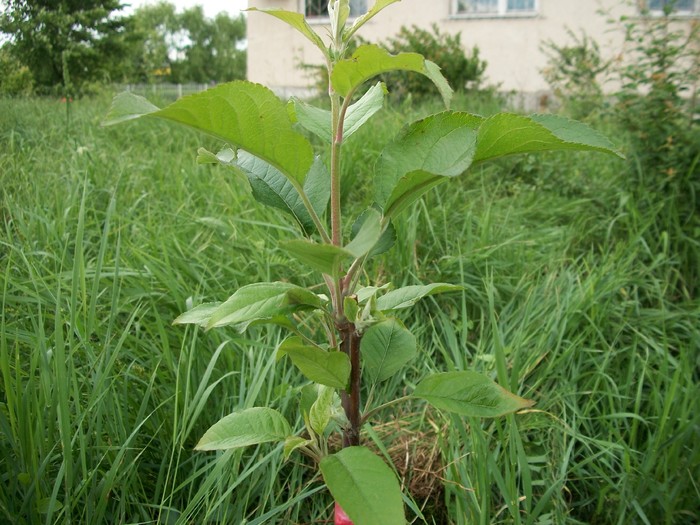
[
  {"left": 541, "top": 28, "right": 611, "bottom": 120},
  {"left": 122, "top": 2, "right": 247, "bottom": 85},
  {"left": 614, "top": 9, "right": 700, "bottom": 297},
  {"left": 0, "top": 44, "right": 34, "bottom": 96},
  {"left": 1, "top": 89, "right": 698, "bottom": 524},
  {"left": 378, "top": 23, "right": 487, "bottom": 99},
  {"left": 0, "top": 0, "right": 131, "bottom": 95},
  {"left": 101, "top": 1, "right": 622, "bottom": 523}
]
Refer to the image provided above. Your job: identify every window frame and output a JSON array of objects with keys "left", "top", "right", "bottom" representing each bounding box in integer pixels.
[
  {"left": 300, "top": 0, "right": 369, "bottom": 22},
  {"left": 451, "top": 0, "right": 539, "bottom": 18},
  {"left": 642, "top": 0, "right": 699, "bottom": 16}
]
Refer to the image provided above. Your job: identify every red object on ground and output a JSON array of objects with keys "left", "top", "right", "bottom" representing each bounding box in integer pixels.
[{"left": 334, "top": 502, "right": 353, "bottom": 525}]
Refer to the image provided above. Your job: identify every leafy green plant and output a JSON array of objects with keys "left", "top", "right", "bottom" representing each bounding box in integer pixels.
[{"left": 103, "top": 1, "right": 622, "bottom": 522}]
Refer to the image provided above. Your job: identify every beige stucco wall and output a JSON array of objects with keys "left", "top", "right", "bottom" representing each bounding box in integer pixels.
[{"left": 247, "top": 0, "right": 633, "bottom": 96}]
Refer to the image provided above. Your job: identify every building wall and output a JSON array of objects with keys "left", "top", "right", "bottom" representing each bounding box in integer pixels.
[{"left": 246, "top": 0, "right": 633, "bottom": 96}]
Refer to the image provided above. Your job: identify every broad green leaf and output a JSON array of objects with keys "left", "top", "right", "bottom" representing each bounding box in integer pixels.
[
  {"left": 309, "top": 385, "right": 335, "bottom": 436},
  {"left": 331, "top": 45, "right": 453, "bottom": 107},
  {"left": 320, "top": 446, "right": 405, "bottom": 525},
  {"left": 284, "top": 436, "right": 314, "bottom": 460},
  {"left": 100, "top": 91, "right": 159, "bottom": 125},
  {"left": 473, "top": 113, "right": 624, "bottom": 164},
  {"left": 206, "top": 282, "right": 323, "bottom": 330},
  {"left": 246, "top": 8, "right": 328, "bottom": 58},
  {"left": 376, "top": 283, "right": 463, "bottom": 311},
  {"left": 355, "top": 283, "right": 391, "bottom": 304},
  {"left": 104, "top": 82, "right": 315, "bottom": 184},
  {"left": 289, "top": 98, "right": 332, "bottom": 143},
  {"left": 361, "top": 319, "right": 417, "bottom": 382},
  {"left": 343, "top": 82, "right": 387, "bottom": 138},
  {"left": 173, "top": 302, "right": 221, "bottom": 327},
  {"left": 345, "top": 208, "right": 382, "bottom": 258},
  {"left": 382, "top": 171, "right": 449, "bottom": 219},
  {"left": 424, "top": 60, "right": 454, "bottom": 110},
  {"left": 214, "top": 151, "right": 328, "bottom": 235},
  {"left": 282, "top": 240, "right": 352, "bottom": 275},
  {"left": 290, "top": 82, "right": 386, "bottom": 143},
  {"left": 347, "top": 0, "right": 402, "bottom": 40},
  {"left": 303, "top": 155, "right": 332, "bottom": 219},
  {"left": 375, "top": 112, "right": 482, "bottom": 213},
  {"left": 351, "top": 207, "right": 396, "bottom": 257},
  {"left": 278, "top": 336, "right": 351, "bottom": 389},
  {"left": 195, "top": 407, "right": 291, "bottom": 451},
  {"left": 413, "top": 371, "right": 534, "bottom": 418}
]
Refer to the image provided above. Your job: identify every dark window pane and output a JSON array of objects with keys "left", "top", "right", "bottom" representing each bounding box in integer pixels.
[{"left": 457, "top": 0, "right": 499, "bottom": 13}]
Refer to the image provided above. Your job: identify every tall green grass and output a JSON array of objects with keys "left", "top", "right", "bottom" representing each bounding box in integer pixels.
[{"left": 1, "top": 94, "right": 698, "bottom": 524}]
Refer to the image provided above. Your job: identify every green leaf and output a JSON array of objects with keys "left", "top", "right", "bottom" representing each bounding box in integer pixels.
[
  {"left": 104, "top": 82, "right": 315, "bottom": 184},
  {"left": 376, "top": 283, "right": 463, "bottom": 311},
  {"left": 331, "top": 44, "right": 453, "bottom": 107},
  {"left": 278, "top": 336, "right": 351, "bottom": 389},
  {"left": 284, "top": 436, "right": 314, "bottom": 460},
  {"left": 216, "top": 151, "right": 328, "bottom": 235},
  {"left": 343, "top": 82, "right": 387, "bottom": 139},
  {"left": 300, "top": 384, "right": 320, "bottom": 419},
  {"left": 344, "top": 295, "right": 360, "bottom": 324},
  {"left": 289, "top": 97, "right": 332, "bottom": 143},
  {"left": 382, "top": 171, "right": 449, "bottom": 219},
  {"left": 351, "top": 207, "right": 396, "bottom": 257},
  {"left": 320, "top": 446, "right": 405, "bottom": 525},
  {"left": 101, "top": 91, "right": 160, "bottom": 125},
  {"left": 195, "top": 407, "right": 291, "bottom": 451},
  {"left": 361, "top": 319, "right": 417, "bottom": 382},
  {"left": 329, "top": 0, "right": 350, "bottom": 42},
  {"left": 172, "top": 302, "right": 221, "bottom": 327},
  {"left": 355, "top": 283, "right": 391, "bottom": 304},
  {"left": 473, "top": 113, "right": 625, "bottom": 163},
  {"left": 206, "top": 282, "right": 323, "bottom": 330},
  {"left": 282, "top": 240, "right": 352, "bottom": 276},
  {"left": 309, "top": 385, "right": 335, "bottom": 436},
  {"left": 413, "top": 371, "right": 534, "bottom": 418},
  {"left": 376, "top": 112, "right": 482, "bottom": 214},
  {"left": 345, "top": 208, "right": 382, "bottom": 258},
  {"left": 290, "top": 82, "right": 386, "bottom": 143},
  {"left": 246, "top": 8, "right": 328, "bottom": 58},
  {"left": 347, "top": 0, "right": 402, "bottom": 40}
]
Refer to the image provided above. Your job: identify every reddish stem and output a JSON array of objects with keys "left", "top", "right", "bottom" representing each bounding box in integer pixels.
[{"left": 339, "top": 323, "right": 361, "bottom": 447}]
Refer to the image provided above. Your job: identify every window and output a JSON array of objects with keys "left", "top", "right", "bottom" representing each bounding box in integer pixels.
[
  {"left": 454, "top": 0, "right": 536, "bottom": 16},
  {"left": 303, "top": 0, "right": 369, "bottom": 19},
  {"left": 646, "top": 0, "right": 698, "bottom": 13}
]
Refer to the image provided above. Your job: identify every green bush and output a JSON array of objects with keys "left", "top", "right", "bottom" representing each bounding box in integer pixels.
[
  {"left": 380, "top": 24, "right": 487, "bottom": 99},
  {"left": 614, "top": 12, "right": 700, "bottom": 297},
  {"left": 541, "top": 29, "right": 610, "bottom": 120},
  {"left": 0, "top": 46, "right": 34, "bottom": 96}
]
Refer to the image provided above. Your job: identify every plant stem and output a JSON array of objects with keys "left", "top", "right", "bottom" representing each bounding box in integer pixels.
[
  {"left": 330, "top": 93, "right": 343, "bottom": 248},
  {"left": 339, "top": 322, "right": 361, "bottom": 447}
]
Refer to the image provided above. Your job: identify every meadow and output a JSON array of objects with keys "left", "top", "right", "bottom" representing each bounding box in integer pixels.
[{"left": 1, "top": 92, "right": 698, "bottom": 524}]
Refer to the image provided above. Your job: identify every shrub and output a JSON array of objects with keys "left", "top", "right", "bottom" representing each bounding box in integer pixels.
[
  {"left": 614, "top": 11, "right": 700, "bottom": 296},
  {"left": 380, "top": 24, "right": 487, "bottom": 99},
  {"left": 541, "top": 28, "right": 610, "bottom": 120},
  {"left": 0, "top": 45, "right": 34, "bottom": 96}
]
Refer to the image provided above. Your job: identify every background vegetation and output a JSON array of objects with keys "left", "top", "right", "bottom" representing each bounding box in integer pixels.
[
  {"left": 0, "top": 0, "right": 246, "bottom": 96},
  {"left": 1, "top": 6, "right": 699, "bottom": 525}
]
